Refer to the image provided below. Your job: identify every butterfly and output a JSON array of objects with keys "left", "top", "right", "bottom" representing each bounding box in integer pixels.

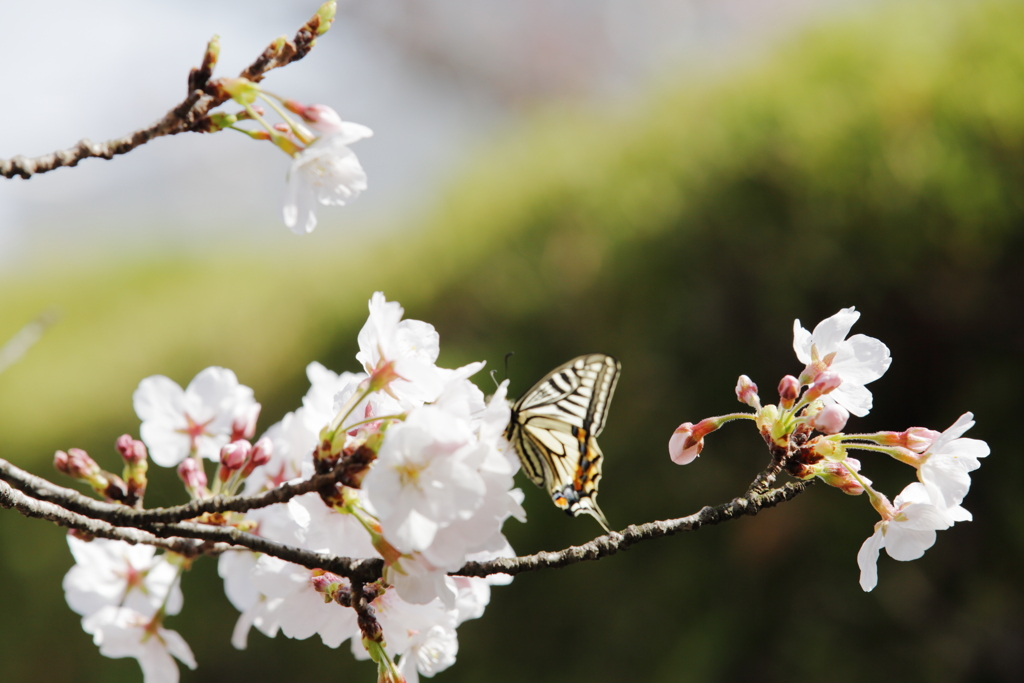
[{"left": 505, "top": 353, "right": 620, "bottom": 532}]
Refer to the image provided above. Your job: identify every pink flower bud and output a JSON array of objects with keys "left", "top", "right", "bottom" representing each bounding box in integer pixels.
[
  {"left": 877, "top": 427, "right": 941, "bottom": 453},
  {"left": 735, "top": 375, "right": 760, "bottom": 409},
  {"left": 805, "top": 370, "right": 842, "bottom": 401},
  {"left": 809, "top": 403, "right": 849, "bottom": 434},
  {"left": 250, "top": 437, "right": 273, "bottom": 467},
  {"left": 669, "top": 423, "right": 703, "bottom": 465},
  {"left": 65, "top": 448, "right": 99, "bottom": 479},
  {"left": 231, "top": 403, "right": 261, "bottom": 442},
  {"left": 115, "top": 434, "right": 148, "bottom": 465},
  {"left": 54, "top": 450, "right": 70, "bottom": 475},
  {"left": 177, "top": 458, "right": 207, "bottom": 492},
  {"left": 285, "top": 101, "right": 345, "bottom": 134},
  {"left": 311, "top": 571, "right": 345, "bottom": 595},
  {"left": 220, "top": 440, "right": 251, "bottom": 471},
  {"left": 778, "top": 375, "right": 801, "bottom": 408}
]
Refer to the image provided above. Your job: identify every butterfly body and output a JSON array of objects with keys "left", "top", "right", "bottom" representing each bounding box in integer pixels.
[{"left": 505, "top": 354, "right": 620, "bottom": 532}]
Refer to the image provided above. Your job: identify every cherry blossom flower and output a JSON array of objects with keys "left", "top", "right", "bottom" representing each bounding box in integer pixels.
[
  {"left": 793, "top": 306, "right": 891, "bottom": 417},
  {"left": 82, "top": 606, "right": 196, "bottom": 683},
  {"left": 355, "top": 292, "right": 445, "bottom": 406},
  {"left": 133, "top": 367, "right": 257, "bottom": 467},
  {"left": 364, "top": 405, "right": 488, "bottom": 553},
  {"left": 396, "top": 624, "right": 459, "bottom": 683},
  {"left": 63, "top": 536, "right": 183, "bottom": 618},
  {"left": 282, "top": 120, "right": 373, "bottom": 234},
  {"left": 917, "top": 412, "right": 990, "bottom": 523},
  {"left": 249, "top": 554, "right": 360, "bottom": 648},
  {"left": 857, "top": 482, "right": 951, "bottom": 592}
]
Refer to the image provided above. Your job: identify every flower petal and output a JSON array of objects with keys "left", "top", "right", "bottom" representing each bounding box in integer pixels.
[
  {"left": 857, "top": 526, "right": 885, "bottom": 592},
  {"left": 811, "top": 307, "right": 860, "bottom": 355}
]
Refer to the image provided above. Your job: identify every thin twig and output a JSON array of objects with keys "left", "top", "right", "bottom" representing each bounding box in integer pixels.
[{"left": 0, "top": 7, "right": 329, "bottom": 180}]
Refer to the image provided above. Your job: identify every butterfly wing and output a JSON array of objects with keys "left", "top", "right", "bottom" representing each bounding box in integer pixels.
[{"left": 507, "top": 354, "right": 620, "bottom": 531}]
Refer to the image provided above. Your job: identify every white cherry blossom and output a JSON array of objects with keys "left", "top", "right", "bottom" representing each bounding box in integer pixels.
[
  {"left": 249, "top": 555, "right": 360, "bottom": 648},
  {"left": 793, "top": 306, "right": 891, "bottom": 417},
  {"left": 134, "top": 367, "right": 257, "bottom": 467},
  {"left": 355, "top": 292, "right": 445, "bottom": 406},
  {"left": 282, "top": 121, "right": 373, "bottom": 234},
  {"left": 857, "top": 483, "right": 951, "bottom": 592},
  {"left": 63, "top": 536, "right": 182, "bottom": 618},
  {"left": 302, "top": 361, "right": 367, "bottom": 434},
  {"left": 82, "top": 606, "right": 196, "bottom": 683},
  {"left": 917, "top": 412, "right": 990, "bottom": 523},
  {"left": 396, "top": 624, "right": 459, "bottom": 683},
  {"left": 364, "top": 405, "right": 487, "bottom": 554}
]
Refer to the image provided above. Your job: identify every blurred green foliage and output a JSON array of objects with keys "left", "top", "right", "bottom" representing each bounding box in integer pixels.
[{"left": 2, "top": 1, "right": 1023, "bottom": 681}]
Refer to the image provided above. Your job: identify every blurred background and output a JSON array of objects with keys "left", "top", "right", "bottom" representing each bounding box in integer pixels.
[{"left": 1, "top": 0, "right": 1022, "bottom": 681}]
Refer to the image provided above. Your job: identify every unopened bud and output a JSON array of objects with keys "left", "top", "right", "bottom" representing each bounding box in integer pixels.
[
  {"left": 220, "top": 440, "right": 251, "bottom": 471},
  {"left": 809, "top": 402, "right": 849, "bottom": 434},
  {"left": 812, "top": 458, "right": 868, "bottom": 495},
  {"left": 805, "top": 370, "right": 843, "bottom": 401},
  {"left": 285, "top": 101, "right": 346, "bottom": 134},
  {"left": 115, "top": 434, "right": 148, "bottom": 465},
  {"left": 250, "top": 437, "right": 273, "bottom": 467},
  {"left": 755, "top": 404, "right": 779, "bottom": 435},
  {"left": 878, "top": 427, "right": 941, "bottom": 454},
  {"left": 315, "top": 2, "right": 337, "bottom": 35},
  {"left": 241, "top": 437, "right": 274, "bottom": 478},
  {"left": 64, "top": 448, "right": 100, "bottom": 479},
  {"left": 312, "top": 571, "right": 342, "bottom": 593},
  {"left": 778, "top": 375, "right": 801, "bottom": 408},
  {"left": 668, "top": 423, "right": 703, "bottom": 465},
  {"left": 54, "top": 450, "right": 70, "bottom": 475},
  {"left": 735, "top": 375, "right": 760, "bottom": 409},
  {"left": 178, "top": 458, "right": 207, "bottom": 492}
]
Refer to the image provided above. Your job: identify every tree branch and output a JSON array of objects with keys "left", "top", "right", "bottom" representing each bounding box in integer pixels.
[
  {"left": 0, "top": 456, "right": 354, "bottom": 525},
  {"left": 1, "top": 452, "right": 810, "bottom": 583},
  {"left": 0, "top": 479, "right": 231, "bottom": 558},
  {"left": 0, "top": 6, "right": 329, "bottom": 180},
  {"left": 455, "top": 480, "right": 810, "bottom": 578}
]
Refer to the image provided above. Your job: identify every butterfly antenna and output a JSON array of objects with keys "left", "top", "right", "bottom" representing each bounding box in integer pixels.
[{"left": 504, "top": 352, "right": 514, "bottom": 382}]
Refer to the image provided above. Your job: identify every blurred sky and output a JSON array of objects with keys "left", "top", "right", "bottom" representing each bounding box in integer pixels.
[{"left": 0, "top": 0, "right": 856, "bottom": 268}]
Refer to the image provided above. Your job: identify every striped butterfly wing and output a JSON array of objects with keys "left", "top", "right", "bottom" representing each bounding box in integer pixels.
[{"left": 506, "top": 354, "right": 620, "bottom": 532}]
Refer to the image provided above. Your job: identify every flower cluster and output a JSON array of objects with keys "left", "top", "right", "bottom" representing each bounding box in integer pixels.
[
  {"left": 668, "top": 307, "right": 989, "bottom": 592},
  {"left": 56, "top": 293, "right": 523, "bottom": 683}
]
